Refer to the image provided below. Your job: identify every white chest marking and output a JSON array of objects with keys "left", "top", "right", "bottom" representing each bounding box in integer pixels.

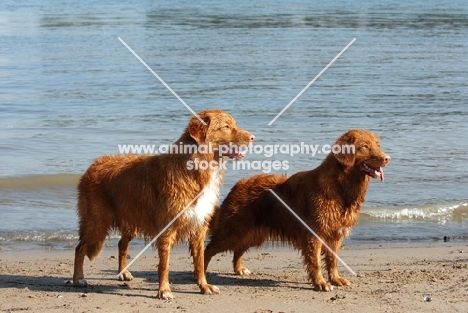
[{"left": 185, "top": 170, "right": 221, "bottom": 227}]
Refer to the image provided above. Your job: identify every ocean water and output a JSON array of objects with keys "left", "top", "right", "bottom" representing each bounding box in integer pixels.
[{"left": 1, "top": 0, "right": 468, "bottom": 251}]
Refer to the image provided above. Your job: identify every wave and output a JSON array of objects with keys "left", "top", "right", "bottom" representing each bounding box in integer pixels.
[
  {"left": 1, "top": 203, "right": 467, "bottom": 247},
  {"left": 143, "top": 11, "right": 468, "bottom": 30},
  {"left": 360, "top": 202, "right": 468, "bottom": 223},
  {"left": 0, "top": 230, "right": 78, "bottom": 242},
  {"left": 43, "top": 11, "right": 468, "bottom": 30},
  {"left": 0, "top": 174, "right": 80, "bottom": 190},
  {"left": 0, "top": 229, "right": 124, "bottom": 243}
]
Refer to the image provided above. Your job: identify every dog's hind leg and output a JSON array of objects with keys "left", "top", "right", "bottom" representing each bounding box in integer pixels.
[
  {"left": 205, "top": 235, "right": 252, "bottom": 275},
  {"left": 204, "top": 237, "right": 230, "bottom": 273},
  {"left": 73, "top": 194, "right": 113, "bottom": 287},
  {"left": 203, "top": 241, "right": 218, "bottom": 273},
  {"left": 233, "top": 249, "right": 251, "bottom": 276},
  {"left": 157, "top": 236, "right": 175, "bottom": 300},
  {"left": 190, "top": 228, "right": 220, "bottom": 295},
  {"left": 117, "top": 227, "right": 137, "bottom": 281},
  {"left": 73, "top": 227, "right": 108, "bottom": 287},
  {"left": 73, "top": 240, "right": 88, "bottom": 287}
]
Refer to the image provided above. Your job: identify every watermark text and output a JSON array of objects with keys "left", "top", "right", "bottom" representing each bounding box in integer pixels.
[{"left": 117, "top": 142, "right": 355, "bottom": 158}]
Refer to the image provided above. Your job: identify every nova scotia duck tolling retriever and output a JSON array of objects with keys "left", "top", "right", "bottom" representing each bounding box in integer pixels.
[
  {"left": 73, "top": 109, "right": 254, "bottom": 299},
  {"left": 204, "top": 129, "right": 390, "bottom": 291}
]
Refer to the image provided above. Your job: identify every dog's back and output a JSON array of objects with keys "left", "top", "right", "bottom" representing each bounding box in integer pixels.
[{"left": 208, "top": 174, "right": 288, "bottom": 247}]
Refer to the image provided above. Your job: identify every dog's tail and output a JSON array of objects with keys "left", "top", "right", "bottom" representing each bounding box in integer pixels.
[{"left": 75, "top": 175, "right": 114, "bottom": 261}]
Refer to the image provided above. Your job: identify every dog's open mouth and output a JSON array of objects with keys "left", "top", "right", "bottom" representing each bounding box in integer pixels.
[
  {"left": 361, "top": 163, "right": 384, "bottom": 182},
  {"left": 223, "top": 150, "right": 246, "bottom": 160}
]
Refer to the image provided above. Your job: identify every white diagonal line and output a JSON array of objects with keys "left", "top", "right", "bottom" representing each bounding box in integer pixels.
[
  {"left": 269, "top": 189, "right": 357, "bottom": 276},
  {"left": 117, "top": 189, "right": 206, "bottom": 278},
  {"left": 118, "top": 37, "right": 206, "bottom": 125},
  {"left": 268, "top": 38, "right": 356, "bottom": 125}
]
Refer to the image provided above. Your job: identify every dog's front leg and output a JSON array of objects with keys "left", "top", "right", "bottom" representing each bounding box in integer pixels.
[
  {"left": 302, "top": 237, "right": 333, "bottom": 291},
  {"left": 189, "top": 228, "right": 220, "bottom": 295},
  {"left": 157, "top": 239, "right": 174, "bottom": 300},
  {"left": 324, "top": 237, "right": 350, "bottom": 287}
]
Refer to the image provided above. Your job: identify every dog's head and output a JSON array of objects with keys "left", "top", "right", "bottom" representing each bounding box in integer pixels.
[
  {"left": 333, "top": 129, "right": 390, "bottom": 182},
  {"left": 186, "top": 109, "right": 255, "bottom": 160}
]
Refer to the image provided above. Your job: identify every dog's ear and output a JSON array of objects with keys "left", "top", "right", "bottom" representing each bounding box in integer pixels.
[
  {"left": 333, "top": 131, "right": 356, "bottom": 167},
  {"left": 187, "top": 113, "right": 210, "bottom": 144}
]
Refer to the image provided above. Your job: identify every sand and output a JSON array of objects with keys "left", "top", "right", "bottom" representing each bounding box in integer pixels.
[{"left": 1, "top": 243, "right": 467, "bottom": 313}]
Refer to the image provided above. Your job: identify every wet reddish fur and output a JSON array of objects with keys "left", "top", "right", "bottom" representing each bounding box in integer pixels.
[
  {"left": 73, "top": 109, "right": 254, "bottom": 299},
  {"left": 205, "top": 129, "right": 390, "bottom": 291}
]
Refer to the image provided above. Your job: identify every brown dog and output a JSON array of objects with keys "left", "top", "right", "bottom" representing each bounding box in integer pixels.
[
  {"left": 73, "top": 109, "right": 254, "bottom": 299},
  {"left": 204, "top": 129, "right": 390, "bottom": 291}
]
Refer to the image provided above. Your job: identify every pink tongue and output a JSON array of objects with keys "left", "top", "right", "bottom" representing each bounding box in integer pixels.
[
  {"left": 379, "top": 167, "right": 384, "bottom": 182},
  {"left": 228, "top": 150, "right": 246, "bottom": 159}
]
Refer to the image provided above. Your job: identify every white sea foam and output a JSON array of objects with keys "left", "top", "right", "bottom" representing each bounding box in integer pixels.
[{"left": 361, "top": 202, "right": 468, "bottom": 223}]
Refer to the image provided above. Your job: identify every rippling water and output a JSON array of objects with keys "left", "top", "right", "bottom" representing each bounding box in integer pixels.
[{"left": 1, "top": 0, "right": 467, "bottom": 249}]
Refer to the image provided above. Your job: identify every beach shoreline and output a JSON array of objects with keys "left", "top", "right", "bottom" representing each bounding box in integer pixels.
[{"left": 1, "top": 243, "right": 467, "bottom": 313}]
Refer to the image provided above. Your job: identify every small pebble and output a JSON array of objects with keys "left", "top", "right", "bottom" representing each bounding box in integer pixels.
[
  {"left": 81, "top": 293, "right": 88, "bottom": 298},
  {"left": 460, "top": 250, "right": 463, "bottom": 253},
  {"left": 57, "top": 295, "right": 63, "bottom": 299},
  {"left": 423, "top": 295, "right": 432, "bottom": 302}
]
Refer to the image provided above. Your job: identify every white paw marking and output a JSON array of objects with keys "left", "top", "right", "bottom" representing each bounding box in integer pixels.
[
  {"left": 241, "top": 268, "right": 251, "bottom": 276},
  {"left": 236, "top": 267, "right": 251, "bottom": 276},
  {"left": 210, "top": 285, "right": 220, "bottom": 295},
  {"left": 118, "top": 271, "right": 133, "bottom": 281},
  {"left": 159, "top": 291, "right": 174, "bottom": 300}
]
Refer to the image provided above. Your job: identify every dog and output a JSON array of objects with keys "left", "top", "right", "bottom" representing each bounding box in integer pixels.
[
  {"left": 204, "top": 129, "right": 390, "bottom": 291},
  {"left": 73, "top": 109, "right": 254, "bottom": 300}
]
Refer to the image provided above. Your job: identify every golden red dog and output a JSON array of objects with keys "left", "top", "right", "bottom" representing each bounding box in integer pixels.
[
  {"left": 205, "top": 129, "right": 390, "bottom": 291},
  {"left": 73, "top": 109, "right": 254, "bottom": 299}
]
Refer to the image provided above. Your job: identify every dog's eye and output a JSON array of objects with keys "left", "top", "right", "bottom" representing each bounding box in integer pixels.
[
  {"left": 361, "top": 144, "right": 369, "bottom": 150},
  {"left": 220, "top": 125, "right": 230, "bottom": 130}
]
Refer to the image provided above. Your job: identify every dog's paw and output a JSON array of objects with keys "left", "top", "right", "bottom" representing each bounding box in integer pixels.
[
  {"left": 330, "top": 276, "right": 350, "bottom": 286},
  {"left": 313, "top": 281, "right": 333, "bottom": 292},
  {"left": 74, "top": 279, "right": 88, "bottom": 287},
  {"left": 200, "top": 284, "right": 220, "bottom": 295},
  {"left": 118, "top": 271, "right": 133, "bottom": 281},
  {"left": 235, "top": 267, "right": 251, "bottom": 276},
  {"left": 158, "top": 288, "right": 174, "bottom": 300}
]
